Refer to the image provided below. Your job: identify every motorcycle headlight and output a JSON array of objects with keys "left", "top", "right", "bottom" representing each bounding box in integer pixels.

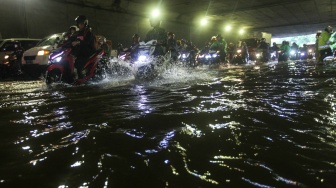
[
  {"left": 237, "top": 49, "right": 242, "bottom": 53},
  {"left": 4, "top": 55, "right": 9, "bottom": 59},
  {"left": 37, "top": 50, "right": 50, "bottom": 56},
  {"left": 290, "top": 50, "right": 295, "bottom": 55},
  {"left": 256, "top": 53, "right": 261, "bottom": 58},
  {"left": 308, "top": 49, "right": 312, "bottom": 53},
  {"left": 300, "top": 52, "right": 305, "bottom": 56},
  {"left": 49, "top": 51, "right": 63, "bottom": 63},
  {"left": 212, "top": 54, "right": 218, "bottom": 58},
  {"left": 205, "top": 54, "right": 211, "bottom": 59},
  {"left": 182, "top": 54, "right": 187, "bottom": 58},
  {"left": 54, "top": 56, "right": 62, "bottom": 62},
  {"left": 138, "top": 55, "right": 147, "bottom": 61}
]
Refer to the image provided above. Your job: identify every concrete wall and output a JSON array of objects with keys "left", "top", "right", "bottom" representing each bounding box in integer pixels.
[{"left": 0, "top": 0, "right": 239, "bottom": 48}]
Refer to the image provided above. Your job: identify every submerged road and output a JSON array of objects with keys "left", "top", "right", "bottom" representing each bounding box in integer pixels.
[{"left": 0, "top": 61, "right": 335, "bottom": 187}]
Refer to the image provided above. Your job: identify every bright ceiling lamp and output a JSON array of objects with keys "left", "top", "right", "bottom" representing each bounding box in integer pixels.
[
  {"left": 225, "top": 25, "right": 232, "bottom": 31},
  {"left": 151, "top": 8, "right": 160, "bottom": 18},
  {"left": 200, "top": 18, "right": 208, "bottom": 26},
  {"left": 239, "top": 28, "right": 245, "bottom": 35}
]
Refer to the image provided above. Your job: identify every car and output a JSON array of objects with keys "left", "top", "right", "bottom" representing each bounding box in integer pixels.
[
  {"left": 22, "top": 33, "right": 64, "bottom": 78},
  {"left": 0, "top": 38, "right": 40, "bottom": 64}
]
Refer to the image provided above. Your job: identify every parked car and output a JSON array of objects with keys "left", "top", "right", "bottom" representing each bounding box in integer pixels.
[
  {"left": 0, "top": 38, "right": 40, "bottom": 64},
  {"left": 22, "top": 33, "right": 64, "bottom": 78}
]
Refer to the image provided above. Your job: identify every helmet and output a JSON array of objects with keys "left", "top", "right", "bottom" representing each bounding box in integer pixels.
[
  {"left": 316, "top": 30, "right": 322, "bottom": 37},
  {"left": 211, "top": 36, "right": 216, "bottom": 41},
  {"left": 69, "top": 25, "right": 78, "bottom": 31},
  {"left": 167, "top": 32, "right": 175, "bottom": 37},
  {"left": 132, "top": 33, "right": 140, "bottom": 41},
  {"left": 325, "top": 26, "right": 333, "bottom": 33},
  {"left": 75, "top": 15, "right": 88, "bottom": 26}
]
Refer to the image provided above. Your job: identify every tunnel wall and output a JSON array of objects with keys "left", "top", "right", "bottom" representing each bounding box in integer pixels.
[{"left": 0, "top": 0, "right": 238, "bottom": 48}]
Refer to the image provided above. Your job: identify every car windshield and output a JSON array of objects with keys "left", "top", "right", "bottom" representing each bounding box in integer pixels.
[{"left": 36, "top": 34, "right": 61, "bottom": 47}]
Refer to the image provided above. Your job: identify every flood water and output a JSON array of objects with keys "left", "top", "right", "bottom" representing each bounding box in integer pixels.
[{"left": 0, "top": 61, "right": 335, "bottom": 188}]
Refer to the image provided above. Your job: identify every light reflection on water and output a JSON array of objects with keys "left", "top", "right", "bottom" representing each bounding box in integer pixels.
[{"left": 0, "top": 61, "right": 335, "bottom": 187}]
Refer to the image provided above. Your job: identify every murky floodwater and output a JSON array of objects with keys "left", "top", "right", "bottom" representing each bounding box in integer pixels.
[{"left": 0, "top": 61, "right": 335, "bottom": 188}]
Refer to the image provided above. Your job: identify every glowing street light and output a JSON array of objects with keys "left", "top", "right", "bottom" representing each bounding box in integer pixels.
[{"left": 239, "top": 29, "right": 245, "bottom": 35}]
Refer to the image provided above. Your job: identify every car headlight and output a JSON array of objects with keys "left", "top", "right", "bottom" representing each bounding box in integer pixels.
[
  {"left": 4, "top": 55, "right": 9, "bottom": 59},
  {"left": 37, "top": 50, "right": 50, "bottom": 56}
]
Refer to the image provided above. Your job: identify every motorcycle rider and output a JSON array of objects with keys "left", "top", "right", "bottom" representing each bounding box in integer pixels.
[
  {"left": 318, "top": 26, "right": 333, "bottom": 63},
  {"left": 227, "top": 42, "right": 235, "bottom": 63},
  {"left": 166, "top": 32, "right": 178, "bottom": 61},
  {"left": 144, "top": 18, "right": 166, "bottom": 55},
  {"left": 72, "top": 15, "right": 96, "bottom": 79},
  {"left": 279, "top": 41, "right": 290, "bottom": 61},
  {"left": 145, "top": 18, "right": 166, "bottom": 43},
  {"left": 65, "top": 25, "right": 78, "bottom": 40},
  {"left": 257, "top": 38, "right": 269, "bottom": 61},
  {"left": 290, "top": 42, "right": 299, "bottom": 59},
  {"left": 299, "top": 44, "right": 309, "bottom": 60},
  {"left": 270, "top": 42, "right": 279, "bottom": 60},
  {"left": 210, "top": 34, "right": 227, "bottom": 63},
  {"left": 131, "top": 34, "right": 140, "bottom": 49},
  {"left": 241, "top": 41, "right": 249, "bottom": 63},
  {"left": 315, "top": 31, "right": 322, "bottom": 62},
  {"left": 6, "top": 41, "right": 24, "bottom": 73},
  {"left": 129, "top": 33, "right": 141, "bottom": 60}
]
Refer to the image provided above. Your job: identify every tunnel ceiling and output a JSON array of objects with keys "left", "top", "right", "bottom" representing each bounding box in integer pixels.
[{"left": 57, "top": 0, "right": 335, "bottom": 38}]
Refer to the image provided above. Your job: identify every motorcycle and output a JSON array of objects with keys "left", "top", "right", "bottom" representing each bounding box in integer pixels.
[
  {"left": 278, "top": 50, "right": 288, "bottom": 61},
  {"left": 290, "top": 49, "right": 299, "bottom": 60},
  {"left": 45, "top": 42, "right": 106, "bottom": 85},
  {"left": 131, "top": 40, "right": 168, "bottom": 80},
  {"left": 255, "top": 49, "right": 269, "bottom": 62},
  {"left": 231, "top": 48, "right": 248, "bottom": 64},
  {"left": 0, "top": 51, "right": 22, "bottom": 78},
  {"left": 178, "top": 50, "right": 197, "bottom": 67},
  {"left": 196, "top": 50, "right": 221, "bottom": 65}
]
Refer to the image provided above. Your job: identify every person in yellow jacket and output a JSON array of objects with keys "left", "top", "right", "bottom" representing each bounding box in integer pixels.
[{"left": 318, "top": 26, "right": 333, "bottom": 63}]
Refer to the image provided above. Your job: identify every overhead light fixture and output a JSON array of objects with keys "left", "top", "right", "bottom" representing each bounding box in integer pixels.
[
  {"left": 151, "top": 8, "right": 160, "bottom": 18},
  {"left": 239, "top": 29, "right": 245, "bottom": 35},
  {"left": 200, "top": 18, "right": 207, "bottom": 26},
  {"left": 225, "top": 25, "right": 232, "bottom": 31}
]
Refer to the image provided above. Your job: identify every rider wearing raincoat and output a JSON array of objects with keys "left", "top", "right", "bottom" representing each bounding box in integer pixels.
[
  {"left": 318, "top": 26, "right": 333, "bottom": 62},
  {"left": 210, "top": 34, "right": 227, "bottom": 62}
]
